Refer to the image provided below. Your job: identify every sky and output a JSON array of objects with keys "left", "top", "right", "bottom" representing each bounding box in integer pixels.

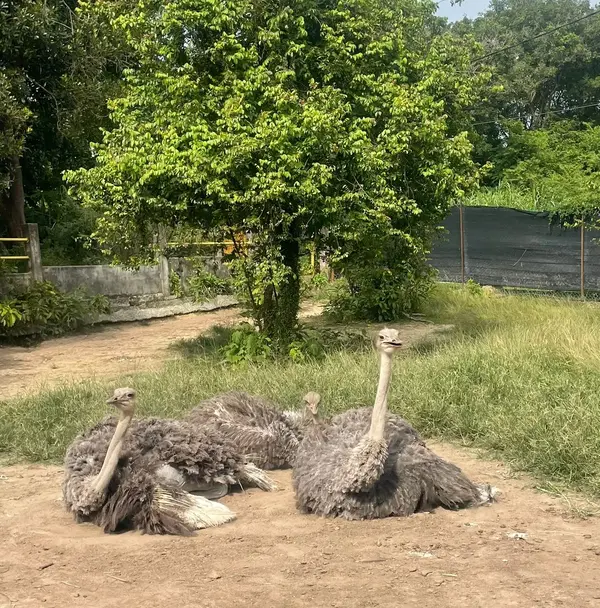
[{"left": 436, "top": 0, "right": 491, "bottom": 22}]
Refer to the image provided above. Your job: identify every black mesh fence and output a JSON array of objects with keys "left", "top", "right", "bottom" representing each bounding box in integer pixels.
[{"left": 428, "top": 206, "right": 600, "bottom": 292}]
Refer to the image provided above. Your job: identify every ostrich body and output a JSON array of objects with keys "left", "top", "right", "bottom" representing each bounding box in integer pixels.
[
  {"left": 293, "top": 329, "right": 496, "bottom": 520},
  {"left": 186, "top": 391, "right": 321, "bottom": 470},
  {"left": 63, "top": 388, "right": 276, "bottom": 535}
]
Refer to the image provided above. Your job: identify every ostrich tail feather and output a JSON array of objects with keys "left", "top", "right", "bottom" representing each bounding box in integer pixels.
[
  {"left": 154, "top": 486, "right": 236, "bottom": 529},
  {"left": 239, "top": 462, "right": 278, "bottom": 491}
]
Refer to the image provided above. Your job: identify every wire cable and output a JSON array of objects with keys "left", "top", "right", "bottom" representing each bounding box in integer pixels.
[{"left": 473, "top": 8, "right": 600, "bottom": 64}]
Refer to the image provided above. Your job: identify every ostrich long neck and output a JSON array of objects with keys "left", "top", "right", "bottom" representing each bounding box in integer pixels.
[
  {"left": 367, "top": 351, "right": 393, "bottom": 441},
  {"left": 91, "top": 411, "right": 132, "bottom": 494}
]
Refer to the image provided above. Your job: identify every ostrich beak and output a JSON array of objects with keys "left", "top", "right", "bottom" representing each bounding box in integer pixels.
[{"left": 383, "top": 340, "right": 403, "bottom": 348}]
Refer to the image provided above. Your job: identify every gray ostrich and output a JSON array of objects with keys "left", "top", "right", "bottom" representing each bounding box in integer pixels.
[
  {"left": 186, "top": 391, "right": 322, "bottom": 470},
  {"left": 63, "top": 388, "right": 277, "bottom": 535},
  {"left": 293, "top": 328, "right": 497, "bottom": 520}
]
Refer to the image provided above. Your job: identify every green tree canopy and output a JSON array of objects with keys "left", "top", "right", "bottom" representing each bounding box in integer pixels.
[
  {"left": 68, "top": 0, "right": 489, "bottom": 341},
  {"left": 501, "top": 121, "right": 600, "bottom": 217},
  {"left": 0, "top": 0, "right": 129, "bottom": 259},
  {"left": 453, "top": 0, "right": 600, "bottom": 184}
]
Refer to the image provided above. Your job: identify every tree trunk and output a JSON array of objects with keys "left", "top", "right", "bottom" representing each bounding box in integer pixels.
[
  {"left": 0, "top": 155, "right": 26, "bottom": 237},
  {"left": 261, "top": 236, "right": 301, "bottom": 347}
]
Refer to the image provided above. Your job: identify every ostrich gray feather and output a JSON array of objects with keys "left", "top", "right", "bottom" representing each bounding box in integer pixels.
[
  {"left": 293, "top": 407, "right": 493, "bottom": 520},
  {"left": 63, "top": 414, "right": 268, "bottom": 534},
  {"left": 186, "top": 391, "right": 309, "bottom": 469}
]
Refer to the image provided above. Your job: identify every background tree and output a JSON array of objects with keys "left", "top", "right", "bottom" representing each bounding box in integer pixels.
[
  {"left": 0, "top": 0, "right": 130, "bottom": 259},
  {"left": 453, "top": 0, "right": 600, "bottom": 184},
  {"left": 67, "top": 0, "right": 489, "bottom": 343}
]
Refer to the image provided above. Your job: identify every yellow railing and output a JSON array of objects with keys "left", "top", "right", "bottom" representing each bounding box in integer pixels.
[{"left": 0, "top": 236, "right": 29, "bottom": 261}]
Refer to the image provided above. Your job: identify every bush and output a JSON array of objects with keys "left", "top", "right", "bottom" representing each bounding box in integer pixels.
[
  {"left": 217, "top": 321, "right": 370, "bottom": 366},
  {"left": 0, "top": 281, "right": 109, "bottom": 339},
  {"left": 326, "top": 256, "right": 434, "bottom": 322},
  {"left": 187, "top": 269, "right": 231, "bottom": 302},
  {"left": 220, "top": 323, "right": 272, "bottom": 365}
]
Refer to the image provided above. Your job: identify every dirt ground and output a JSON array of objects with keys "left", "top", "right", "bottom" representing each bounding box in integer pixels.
[
  {"left": 2, "top": 445, "right": 600, "bottom": 608},
  {"left": 2, "top": 307, "right": 600, "bottom": 606},
  {"left": 0, "top": 307, "right": 241, "bottom": 401}
]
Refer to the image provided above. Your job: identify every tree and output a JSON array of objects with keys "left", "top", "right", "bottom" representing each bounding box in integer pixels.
[
  {"left": 453, "top": 0, "right": 600, "bottom": 184},
  {"left": 0, "top": 70, "right": 30, "bottom": 236},
  {"left": 501, "top": 121, "right": 600, "bottom": 219},
  {"left": 67, "top": 0, "right": 489, "bottom": 344},
  {"left": 0, "top": 0, "right": 130, "bottom": 251}
]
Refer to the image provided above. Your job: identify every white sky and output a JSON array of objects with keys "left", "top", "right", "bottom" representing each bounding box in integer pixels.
[
  {"left": 436, "top": 0, "right": 491, "bottom": 21},
  {"left": 436, "top": 0, "right": 600, "bottom": 21}
]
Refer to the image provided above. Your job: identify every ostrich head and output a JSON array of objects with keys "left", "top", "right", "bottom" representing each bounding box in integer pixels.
[
  {"left": 303, "top": 391, "right": 321, "bottom": 416},
  {"left": 106, "top": 387, "right": 137, "bottom": 416},
  {"left": 375, "top": 327, "right": 403, "bottom": 356}
]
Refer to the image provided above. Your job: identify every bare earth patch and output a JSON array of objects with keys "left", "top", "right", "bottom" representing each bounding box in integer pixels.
[
  {"left": 2, "top": 445, "right": 600, "bottom": 608},
  {"left": 0, "top": 308, "right": 243, "bottom": 400}
]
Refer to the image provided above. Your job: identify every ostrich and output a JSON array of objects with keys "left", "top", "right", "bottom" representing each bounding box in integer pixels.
[
  {"left": 186, "top": 391, "right": 322, "bottom": 469},
  {"left": 293, "top": 328, "right": 497, "bottom": 520},
  {"left": 63, "top": 388, "right": 277, "bottom": 535}
]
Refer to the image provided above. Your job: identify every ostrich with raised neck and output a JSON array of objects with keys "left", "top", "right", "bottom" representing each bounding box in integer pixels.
[
  {"left": 293, "top": 328, "right": 497, "bottom": 520},
  {"left": 186, "top": 390, "right": 322, "bottom": 470},
  {"left": 63, "top": 388, "right": 277, "bottom": 535}
]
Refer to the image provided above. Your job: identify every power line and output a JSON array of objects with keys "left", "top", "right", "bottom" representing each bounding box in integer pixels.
[
  {"left": 471, "top": 101, "right": 600, "bottom": 126},
  {"left": 473, "top": 8, "right": 600, "bottom": 64}
]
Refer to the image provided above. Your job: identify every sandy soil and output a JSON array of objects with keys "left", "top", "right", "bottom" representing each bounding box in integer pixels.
[
  {"left": 0, "top": 308, "right": 242, "bottom": 401},
  {"left": 1, "top": 445, "right": 599, "bottom": 608}
]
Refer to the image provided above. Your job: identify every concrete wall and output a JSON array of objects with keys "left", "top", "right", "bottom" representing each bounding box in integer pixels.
[
  {"left": 42, "top": 265, "right": 163, "bottom": 296},
  {"left": 1, "top": 256, "right": 228, "bottom": 298}
]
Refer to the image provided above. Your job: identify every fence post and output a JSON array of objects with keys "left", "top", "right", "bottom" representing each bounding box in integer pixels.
[
  {"left": 459, "top": 205, "right": 466, "bottom": 284},
  {"left": 580, "top": 216, "right": 585, "bottom": 300},
  {"left": 24, "top": 223, "right": 44, "bottom": 282},
  {"left": 157, "top": 226, "right": 170, "bottom": 297}
]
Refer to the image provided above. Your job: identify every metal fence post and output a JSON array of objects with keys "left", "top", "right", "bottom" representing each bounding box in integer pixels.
[
  {"left": 580, "top": 216, "right": 585, "bottom": 300},
  {"left": 25, "top": 223, "right": 44, "bottom": 282},
  {"left": 459, "top": 205, "right": 465, "bottom": 284}
]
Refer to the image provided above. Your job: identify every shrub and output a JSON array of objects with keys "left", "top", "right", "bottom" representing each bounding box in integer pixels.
[
  {"left": 0, "top": 281, "right": 109, "bottom": 339},
  {"left": 170, "top": 257, "right": 233, "bottom": 303},
  {"left": 220, "top": 323, "right": 272, "bottom": 365},
  {"left": 187, "top": 269, "right": 231, "bottom": 302},
  {"left": 326, "top": 255, "right": 434, "bottom": 322}
]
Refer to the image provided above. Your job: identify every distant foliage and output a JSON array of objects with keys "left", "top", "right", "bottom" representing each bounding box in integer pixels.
[
  {"left": 0, "top": 281, "right": 109, "bottom": 339},
  {"left": 187, "top": 269, "right": 232, "bottom": 303},
  {"left": 467, "top": 122, "right": 600, "bottom": 221},
  {"left": 169, "top": 257, "right": 233, "bottom": 303}
]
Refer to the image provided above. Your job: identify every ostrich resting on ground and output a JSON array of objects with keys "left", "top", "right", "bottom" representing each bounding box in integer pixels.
[
  {"left": 293, "top": 328, "right": 498, "bottom": 520},
  {"left": 63, "top": 388, "right": 277, "bottom": 535},
  {"left": 185, "top": 390, "right": 322, "bottom": 470}
]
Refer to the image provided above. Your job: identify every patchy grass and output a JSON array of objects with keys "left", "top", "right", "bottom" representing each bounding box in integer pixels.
[{"left": 3, "top": 284, "right": 600, "bottom": 497}]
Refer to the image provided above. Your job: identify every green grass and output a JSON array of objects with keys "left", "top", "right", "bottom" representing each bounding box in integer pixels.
[
  {"left": 3, "top": 284, "right": 600, "bottom": 497},
  {"left": 464, "top": 181, "right": 557, "bottom": 212}
]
